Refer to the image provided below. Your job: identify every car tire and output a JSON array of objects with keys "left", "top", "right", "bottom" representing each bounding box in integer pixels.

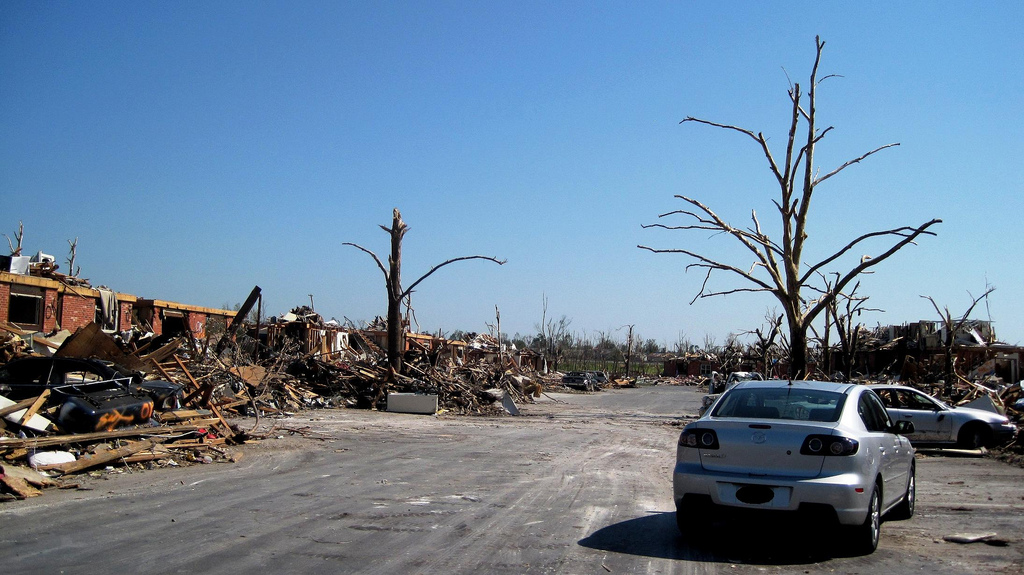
[
  {"left": 957, "top": 423, "right": 990, "bottom": 450},
  {"left": 675, "top": 498, "right": 705, "bottom": 540},
  {"left": 849, "top": 484, "right": 881, "bottom": 554},
  {"left": 890, "top": 462, "right": 916, "bottom": 520}
]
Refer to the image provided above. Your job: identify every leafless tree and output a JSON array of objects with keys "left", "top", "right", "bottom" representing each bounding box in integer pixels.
[
  {"left": 5, "top": 221, "right": 24, "bottom": 256},
  {"left": 639, "top": 36, "right": 940, "bottom": 378},
  {"left": 618, "top": 324, "right": 635, "bottom": 377},
  {"left": 829, "top": 281, "right": 881, "bottom": 380},
  {"left": 674, "top": 331, "right": 693, "bottom": 355},
  {"left": 344, "top": 208, "right": 505, "bottom": 377},
  {"left": 535, "top": 294, "right": 571, "bottom": 372},
  {"left": 921, "top": 287, "right": 995, "bottom": 396},
  {"left": 66, "top": 237, "right": 81, "bottom": 277},
  {"left": 743, "top": 309, "right": 784, "bottom": 378}
]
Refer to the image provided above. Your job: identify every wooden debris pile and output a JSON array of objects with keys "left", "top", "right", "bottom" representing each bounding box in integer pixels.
[
  {"left": 235, "top": 350, "right": 544, "bottom": 416},
  {"left": 0, "top": 323, "right": 254, "bottom": 500}
]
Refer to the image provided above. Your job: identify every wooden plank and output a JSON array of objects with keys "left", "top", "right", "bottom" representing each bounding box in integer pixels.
[
  {"left": 172, "top": 355, "right": 202, "bottom": 389},
  {"left": 0, "top": 425, "right": 199, "bottom": 450},
  {"left": 0, "top": 396, "right": 39, "bottom": 419},
  {"left": 32, "top": 335, "right": 61, "bottom": 350},
  {"left": 0, "top": 475, "right": 42, "bottom": 498},
  {"left": 150, "top": 359, "right": 182, "bottom": 386},
  {"left": 53, "top": 323, "right": 147, "bottom": 371},
  {"left": 140, "top": 337, "right": 184, "bottom": 366},
  {"left": 18, "top": 389, "right": 51, "bottom": 426},
  {"left": 41, "top": 439, "right": 158, "bottom": 474},
  {"left": 0, "top": 464, "right": 60, "bottom": 487}
]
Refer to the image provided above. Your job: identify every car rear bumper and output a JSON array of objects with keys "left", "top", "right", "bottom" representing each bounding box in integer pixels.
[{"left": 673, "top": 461, "right": 873, "bottom": 526}]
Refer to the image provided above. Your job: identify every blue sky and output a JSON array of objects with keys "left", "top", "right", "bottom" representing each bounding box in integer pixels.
[{"left": 2, "top": 2, "right": 1021, "bottom": 348}]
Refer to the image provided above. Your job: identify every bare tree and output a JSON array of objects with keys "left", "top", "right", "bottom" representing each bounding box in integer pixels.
[
  {"left": 344, "top": 208, "right": 505, "bottom": 377},
  {"left": 639, "top": 36, "right": 940, "bottom": 378},
  {"left": 535, "top": 294, "right": 571, "bottom": 372},
  {"left": 674, "top": 330, "right": 693, "bottom": 355},
  {"left": 66, "top": 237, "right": 81, "bottom": 277},
  {"left": 618, "top": 324, "right": 635, "bottom": 378},
  {"left": 744, "top": 309, "right": 784, "bottom": 378},
  {"left": 921, "top": 287, "right": 995, "bottom": 396},
  {"left": 5, "top": 221, "right": 24, "bottom": 256},
  {"left": 830, "top": 281, "right": 881, "bottom": 381}
]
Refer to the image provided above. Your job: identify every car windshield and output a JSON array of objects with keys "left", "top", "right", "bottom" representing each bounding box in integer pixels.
[{"left": 712, "top": 387, "right": 847, "bottom": 422}]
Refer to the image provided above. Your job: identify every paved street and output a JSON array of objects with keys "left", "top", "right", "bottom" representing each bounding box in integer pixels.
[{"left": 1, "top": 384, "right": 1022, "bottom": 574}]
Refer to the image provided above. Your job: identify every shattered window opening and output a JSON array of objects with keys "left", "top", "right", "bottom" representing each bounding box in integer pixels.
[{"left": 8, "top": 286, "right": 44, "bottom": 330}]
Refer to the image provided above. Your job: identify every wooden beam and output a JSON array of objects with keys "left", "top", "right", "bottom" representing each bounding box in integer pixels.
[
  {"left": 40, "top": 439, "right": 158, "bottom": 474},
  {"left": 0, "top": 425, "right": 199, "bottom": 450},
  {"left": 18, "top": 390, "right": 51, "bottom": 426},
  {"left": 0, "top": 396, "right": 40, "bottom": 419}
]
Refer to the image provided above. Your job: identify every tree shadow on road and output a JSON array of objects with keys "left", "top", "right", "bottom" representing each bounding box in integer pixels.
[{"left": 579, "top": 511, "right": 845, "bottom": 566}]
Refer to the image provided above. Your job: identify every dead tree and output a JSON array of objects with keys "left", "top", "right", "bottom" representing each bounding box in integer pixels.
[
  {"left": 829, "top": 281, "right": 880, "bottom": 381},
  {"left": 639, "top": 36, "right": 941, "bottom": 378},
  {"left": 5, "top": 221, "right": 24, "bottom": 256},
  {"left": 344, "top": 208, "right": 505, "bottom": 377},
  {"left": 66, "top": 237, "right": 81, "bottom": 277},
  {"left": 921, "top": 287, "right": 995, "bottom": 396},
  {"left": 743, "top": 310, "right": 783, "bottom": 378},
  {"left": 535, "top": 294, "right": 571, "bottom": 372}
]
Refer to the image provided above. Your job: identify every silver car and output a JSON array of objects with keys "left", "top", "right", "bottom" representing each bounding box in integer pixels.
[
  {"left": 868, "top": 384, "right": 1017, "bottom": 449},
  {"left": 674, "top": 380, "right": 916, "bottom": 554}
]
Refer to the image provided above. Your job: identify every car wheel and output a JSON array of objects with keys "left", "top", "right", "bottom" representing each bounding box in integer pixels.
[
  {"left": 675, "top": 498, "right": 705, "bottom": 540},
  {"left": 957, "top": 423, "right": 990, "bottom": 449},
  {"left": 849, "top": 484, "right": 881, "bottom": 554},
  {"left": 890, "top": 462, "right": 916, "bottom": 520}
]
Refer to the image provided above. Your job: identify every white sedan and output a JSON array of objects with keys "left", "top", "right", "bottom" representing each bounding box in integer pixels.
[
  {"left": 674, "top": 380, "right": 916, "bottom": 554},
  {"left": 868, "top": 384, "right": 1017, "bottom": 449}
]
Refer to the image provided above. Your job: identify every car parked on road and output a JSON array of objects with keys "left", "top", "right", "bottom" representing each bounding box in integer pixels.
[
  {"left": 0, "top": 357, "right": 181, "bottom": 433},
  {"left": 561, "top": 371, "right": 597, "bottom": 391},
  {"left": 868, "top": 384, "right": 1017, "bottom": 449},
  {"left": 699, "top": 371, "right": 764, "bottom": 416},
  {"left": 674, "top": 379, "right": 916, "bottom": 554}
]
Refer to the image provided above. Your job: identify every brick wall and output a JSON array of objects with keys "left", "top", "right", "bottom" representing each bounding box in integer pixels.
[
  {"left": 59, "top": 292, "right": 97, "bottom": 332},
  {"left": 0, "top": 282, "right": 9, "bottom": 324},
  {"left": 119, "top": 301, "right": 133, "bottom": 331},
  {"left": 43, "top": 290, "right": 59, "bottom": 332},
  {"left": 189, "top": 313, "right": 208, "bottom": 338}
]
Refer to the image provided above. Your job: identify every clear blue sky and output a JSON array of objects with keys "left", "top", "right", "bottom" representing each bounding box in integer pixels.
[{"left": 2, "top": 2, "right": 1021, "bottom": 348}]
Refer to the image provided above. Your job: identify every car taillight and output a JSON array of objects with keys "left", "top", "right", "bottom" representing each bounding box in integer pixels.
[
  {"left": 800, "top": 434, "right": 858, "bottom": 456},
  {"left": 679, "top": 428, "right": 719, "bottom": 450}
]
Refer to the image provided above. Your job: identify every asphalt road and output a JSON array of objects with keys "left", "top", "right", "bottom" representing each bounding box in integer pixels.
[{"left": 1, "top": 384, "right": 1022, "bottom": 574}]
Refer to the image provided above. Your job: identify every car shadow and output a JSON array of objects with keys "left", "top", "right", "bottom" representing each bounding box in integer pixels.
[{"left": 579, "top": 511, "right": 851, "bottom": 565}]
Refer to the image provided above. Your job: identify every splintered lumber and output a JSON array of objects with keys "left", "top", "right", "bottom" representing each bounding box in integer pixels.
[
  {"left": 40, "top": 439, "right": 159, "bottom": 474},
  {"left": 140, "top": 337, "right": 184, "bottom": 366},
  {"left": 0, "top": 392, "right": 53, "bottom": 432},
  {"left": 173, "top": 354, "right": 202, "bottom": 389},
  {"left": 0, "top": 425, "right": 201, "bottom": 450},
  {"left": 0, "top": 396, "right": 41, "bottom": 419},
  {"left": 54, "top": 323, "right": 147, "bottom": 371},
  {"left": 0, "top": 474, "right": 42, "bottom": 498},
  {"left": 0, "top": 464, "right": 60, "bottom": 488},
  {"left": 18, "top": 389, "right": 51, "bottom": 426}
]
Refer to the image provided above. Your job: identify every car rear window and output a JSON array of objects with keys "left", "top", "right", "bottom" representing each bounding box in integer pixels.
[{"left": 712, "top": 387, "right": 846, "bottom": 422}]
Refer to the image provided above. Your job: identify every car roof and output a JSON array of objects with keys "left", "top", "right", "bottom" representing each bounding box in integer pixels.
[
  {"left": 731, "top": 379, "right": 857, "bottom": 394},
  {"left": 866, "top": 384, "right": 915, "bottom": 390}
]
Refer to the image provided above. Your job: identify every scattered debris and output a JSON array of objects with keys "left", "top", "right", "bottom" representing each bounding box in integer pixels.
[{"left": 943, "top": 533, "right": 1008, "bottom": 546}]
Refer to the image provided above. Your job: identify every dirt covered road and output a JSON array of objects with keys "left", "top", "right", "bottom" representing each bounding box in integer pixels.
[{"left": 1, "top": 385, "right": 1022, "bottom": 574}]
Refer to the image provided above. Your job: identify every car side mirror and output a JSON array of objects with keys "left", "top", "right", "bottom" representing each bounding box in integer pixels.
[{"left": 892, "top": 420, "right": 915, "bottom": 435}]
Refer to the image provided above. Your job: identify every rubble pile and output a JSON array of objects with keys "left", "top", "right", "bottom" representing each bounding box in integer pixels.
[{"left": 1, "top": 315, "right": 551, "bottom": 499}]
